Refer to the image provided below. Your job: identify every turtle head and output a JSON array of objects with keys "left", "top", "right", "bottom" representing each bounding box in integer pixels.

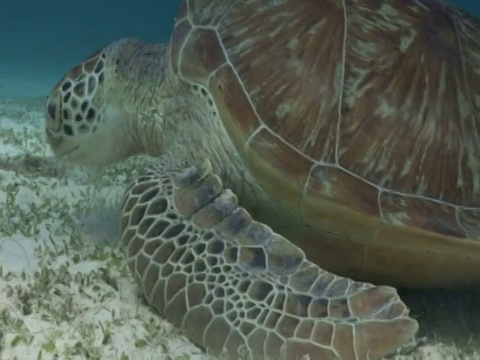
[{"left": 45, "top": 38, "right": 167, "bottom": 167}]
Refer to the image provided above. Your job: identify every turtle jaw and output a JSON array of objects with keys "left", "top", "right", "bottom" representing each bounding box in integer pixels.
[
  {"left": 45, "top": 91, "right": 136, "bottom": 167},
  {"left": 44, "top": 128, "right": 79, "bottom": 159},
  {"left": 45, "top": 128, "right": 135, "bottom": 167}
]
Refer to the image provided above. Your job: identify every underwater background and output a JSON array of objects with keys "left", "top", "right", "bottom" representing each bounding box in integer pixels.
[
  {"left": 0, "top": 0, "right": 181, "bottom": 97},
  {"left": 0, "top": 0, "right": 478, "bottom": 98}
]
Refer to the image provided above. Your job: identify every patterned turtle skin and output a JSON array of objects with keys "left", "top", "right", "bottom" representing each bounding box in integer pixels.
[
  {"left": 43, "top": 0, "right": 480, "bottom": 358},
  {"left": 119, "top": 164, "right": 416, "bottom": 359}
]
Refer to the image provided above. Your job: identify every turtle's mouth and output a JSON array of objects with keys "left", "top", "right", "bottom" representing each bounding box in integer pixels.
[
  {"left": 57, "top": 145, "right": 80, "bottom": 159},
  {"left": 45, "top": 128, "right": 81, "bottom": 160},
  {"left": 57, "top": 145, "right": 80, "bottom": 158}
]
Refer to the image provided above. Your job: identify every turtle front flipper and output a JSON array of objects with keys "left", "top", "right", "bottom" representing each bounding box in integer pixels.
[{"left": 120, "top": 165, "right": 418, "bottom": 360}]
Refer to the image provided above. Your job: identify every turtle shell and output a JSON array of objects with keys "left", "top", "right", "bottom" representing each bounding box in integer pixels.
[{"left": 170, "top": 0, "right": 480, "bottom": 288}]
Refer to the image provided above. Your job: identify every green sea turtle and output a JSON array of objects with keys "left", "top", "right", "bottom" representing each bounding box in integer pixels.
[{"left": 44, "top": 0, "right": 480, "bottom": 358}]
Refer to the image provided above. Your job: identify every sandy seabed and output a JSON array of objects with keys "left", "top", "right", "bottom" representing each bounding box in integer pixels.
[{"left": 0, "top": 97, "right": 479, "bottom": 360}]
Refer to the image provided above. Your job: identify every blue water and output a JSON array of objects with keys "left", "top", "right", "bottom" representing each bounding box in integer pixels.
[
  {"left": 0, "top": 0, "right": 478, "bottom": 98},
  {"left": 0, "top": 1, "right": 181, "bottom": 97}
]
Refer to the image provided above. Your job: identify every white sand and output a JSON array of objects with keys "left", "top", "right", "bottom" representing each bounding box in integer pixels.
[
  {"left": 0, "top": 98, "right": 477, "bottom": 359},
  {"left": 0, "top": 98, "right": 209, "bottom": 360}
]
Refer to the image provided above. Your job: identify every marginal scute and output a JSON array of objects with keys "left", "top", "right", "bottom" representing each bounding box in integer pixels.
[
  {"left": 301, "top": 165, "right": 381, "bottom": 242},
  {"left": 247, "top": 127, "right": 312, "bottom": 211},
  {"left": 457, "top": 207, "right": 480, "bottom": 239},
  {"left": 380, "top": 191, "right": 465, "bottom": 238},
  {"left": 208, "top": 64, "right": 261, "bottom": 153},
  {"left": 179, "top": 27, "right": 227, "bottom": 82}
]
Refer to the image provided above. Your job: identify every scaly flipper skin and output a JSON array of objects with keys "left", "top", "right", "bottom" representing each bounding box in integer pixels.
[{"left": 120, "top": 164, "right": 418, "bottom": 360}]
